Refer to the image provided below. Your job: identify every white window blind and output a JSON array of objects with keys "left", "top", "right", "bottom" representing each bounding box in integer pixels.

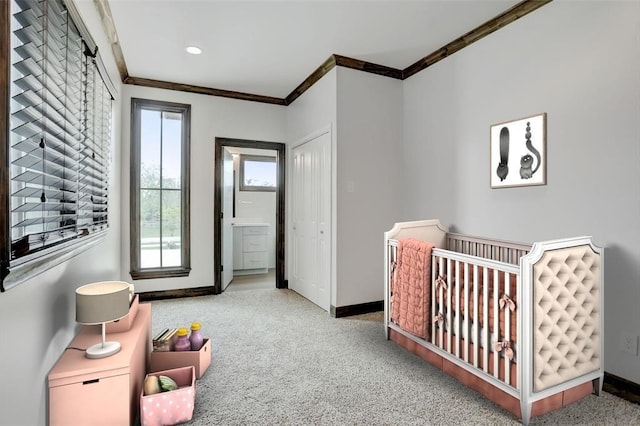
[{"left": 6, "top": 0, "right": 113, "bottom": 275}]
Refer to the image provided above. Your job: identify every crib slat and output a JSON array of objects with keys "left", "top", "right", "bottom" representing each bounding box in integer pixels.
[
  {"left": 438, "top": 256, "right": 444, "bottom": 349},
  {"left": 431, "top": 254, "right": 437, "bottom": 344},
  {"left": 493, "top": 269, "right": 499, "bottom": 379},
  {"left": 473, "top": 264, "right": 479, "bottom": 368},
  {"left": 516, "top": 273, "right": 521, "bottom": 392},
  {"left": 454, "top": 260, "right": 460, "bottom": 358},
  {"left": 463, "top": 262, "right": 469, "bottom": 363},
  {"left": 387, "top": 244, "right": 392, "bottom": 326},
  {"left": 483, "top": 267, "right": 489, "bottom": 373},
  {"left": 446, "top": 258, "right": 452, "bottom": 353},
  {"left": 505, "top": 271, "right": 511, "bottom": 386}
]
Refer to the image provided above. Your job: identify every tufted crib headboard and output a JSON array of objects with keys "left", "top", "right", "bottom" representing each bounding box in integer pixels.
[{"left": 520, "top": 237, "right": 603, "bottom": 395}]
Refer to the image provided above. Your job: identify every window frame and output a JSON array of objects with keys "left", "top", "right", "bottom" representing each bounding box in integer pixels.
[
  {"left": 129, "top": 98, "right": 191, "bottom": 280},
  {"left": 1, "top": 0, "right": 116, "bottom": 292},
  {"left": 238, "top": 154, "right": 277, "bottom": 192}
]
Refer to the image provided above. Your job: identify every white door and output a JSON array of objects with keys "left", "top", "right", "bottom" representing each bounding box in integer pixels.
[
  {"left": 221, "top": 148, "right": 234, "bottom": 290},
  {"left": 291, "top": 132, "right": 331, "bottom": 310}
]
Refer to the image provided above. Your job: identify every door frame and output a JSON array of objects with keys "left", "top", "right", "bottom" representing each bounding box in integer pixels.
[{"left": 213, "top": 138, "right": 286, "bottom": 294}]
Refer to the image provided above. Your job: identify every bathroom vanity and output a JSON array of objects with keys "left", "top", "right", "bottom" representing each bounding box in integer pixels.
[{"left": 232, "top": 223, "right": 269, "bottom": 275}]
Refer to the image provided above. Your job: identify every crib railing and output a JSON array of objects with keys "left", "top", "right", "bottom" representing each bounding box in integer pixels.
[
  {"left": 386, "top": 238, "right": 522, "bottom": 391},
  {"left": 431, "top": 248, "right": 520, "bottom": 389},
  {"left": 446, "top": 232, "right": 531, "bottom": 266}
]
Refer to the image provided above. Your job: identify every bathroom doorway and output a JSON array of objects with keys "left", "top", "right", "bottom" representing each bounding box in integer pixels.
[{"left": 213, "top": 138, "right": 285, "bottom": 294}]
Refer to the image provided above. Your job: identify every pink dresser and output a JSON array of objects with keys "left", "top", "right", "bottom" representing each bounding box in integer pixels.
[{"left": 48, "top": 303, "right": 151, "bottom": 425}]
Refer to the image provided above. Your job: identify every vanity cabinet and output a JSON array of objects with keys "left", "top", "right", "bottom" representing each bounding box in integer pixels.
[{"left": 233, "top": 224, "right": 268, "bottom": 275}]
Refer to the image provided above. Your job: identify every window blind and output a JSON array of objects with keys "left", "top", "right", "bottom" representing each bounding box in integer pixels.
[{"left": 9, "top": 0, "right": 112, "bottom": 262}]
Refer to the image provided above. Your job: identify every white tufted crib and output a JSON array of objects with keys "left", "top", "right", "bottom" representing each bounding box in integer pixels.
[{"left": 384, "top": 219, "right": 603, "bottom": 424}]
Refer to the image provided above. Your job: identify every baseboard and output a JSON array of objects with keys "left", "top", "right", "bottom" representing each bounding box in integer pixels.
[
  {"left": 331, "top": 300, "right": 383, "bottom": 318},
  {"left": 138, "top": 286, "right": 215, "bottom": 302},
  {"left": 604, "top": 372, "right": 640, "bottom": 405}
]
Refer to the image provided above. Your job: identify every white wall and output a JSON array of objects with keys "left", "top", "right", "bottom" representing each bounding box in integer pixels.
[
  {"left": 284, "top": 67, "right": 404, "bottom": 310},
  {"left": 120, "top": 86, "right": 286, "bottom": 292},
  {"left": 402, "top": 1, "right": 640, "bottom": 384},
  {"left": 286, "top": 69, "right": 337, "bottom": 145},
  {"left": 285, "top": 69, "right": 338, "bottom": 305},
  {"left": 0, "top": 3, "right": 123, "bottom": 425},
  {"left": 335, "top": 67, "right": 404, "bottom": 307}
]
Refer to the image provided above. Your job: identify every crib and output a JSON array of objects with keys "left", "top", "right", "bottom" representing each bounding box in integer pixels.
[{"left": 384, "top": 219, "right": 603, "bottom": 424}]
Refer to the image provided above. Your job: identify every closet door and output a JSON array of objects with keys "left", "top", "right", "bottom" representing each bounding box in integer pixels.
[{"left": 291, "top": 132, "right": 331, "bottom": 311}]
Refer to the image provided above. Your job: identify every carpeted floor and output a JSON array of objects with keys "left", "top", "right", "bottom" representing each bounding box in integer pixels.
[{"left": 150, "top": 288, "right": 640, "bottom": 425}]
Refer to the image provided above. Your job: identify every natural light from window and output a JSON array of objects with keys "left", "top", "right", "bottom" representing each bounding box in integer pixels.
[
  {"left": 240, "top": 155, "right": 276, "bottom": 191},
  {"left": 140, "top": 110, "right": 183, "bottom": 268}
]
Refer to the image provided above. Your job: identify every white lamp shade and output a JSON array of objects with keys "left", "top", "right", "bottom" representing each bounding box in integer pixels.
[{"left": 76, "top": 281, "right": 131, "bottom": 325}]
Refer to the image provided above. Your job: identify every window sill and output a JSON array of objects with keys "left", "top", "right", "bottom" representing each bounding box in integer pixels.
[
  {"left": 130, "top": 267, "right": 191, "bottom": 280},
  {"left": 1, "top": 232, "right": 107, "bottom": 292}
]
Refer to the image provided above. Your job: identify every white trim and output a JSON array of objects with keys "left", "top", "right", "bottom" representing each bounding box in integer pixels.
[
  {"left": 289, "top": 125, "right": 331, "bottom": 150},
  {"left": 3, "top": 234, "right": 106, "bottom": 292},
  {"left": 287, "top": 125, "right": 334, "bottom": 312}
]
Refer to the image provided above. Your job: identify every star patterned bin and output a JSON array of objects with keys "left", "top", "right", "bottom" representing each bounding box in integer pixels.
[{"left": 141, "top": 366, "right": 196, "bottom": 425}]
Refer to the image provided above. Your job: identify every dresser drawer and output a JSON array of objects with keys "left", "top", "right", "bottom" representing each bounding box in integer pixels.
[
  {"left": 49, "top": 374, "right": 129, "bottom": 426},
  {"left": 243, "top": 235, "right": 267, "bottom": 252},
  {"left": 243, "top": 251, "right": 267, "bottom": 269},
  {"left": 243, "top": 226, "right": 268, "bottom": 236}
]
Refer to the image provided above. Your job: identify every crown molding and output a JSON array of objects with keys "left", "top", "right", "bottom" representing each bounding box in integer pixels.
[
  {"left": 403, "top": 0, "right": 553, "bottom": 79},
  {"left": 100, "top": 0, "right": 552, "bottom": 106},
  {"left": 124, "top": 76, "right": 287, "bottom": 105},
  {"left": 334, "top": 55, "right": 403, "bottom": 80},
  {"left": 285, "top": 55, "right": 337, "bottom": 105}
]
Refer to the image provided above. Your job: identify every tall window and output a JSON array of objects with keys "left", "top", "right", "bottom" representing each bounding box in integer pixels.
[
  {"left": 2, "top": 0, "right": 115, "bottom": 291},
  {"left": 130, "top": 99, "right": 190, "bottom": 279}
]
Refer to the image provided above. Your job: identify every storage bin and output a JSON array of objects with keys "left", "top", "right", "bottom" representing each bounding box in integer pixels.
[
  {"left": 106, "top": 294, "right": 139, "bottom": 333},
  {"left": 140, "top": 366, "right": 195, "bottom": 426},
  {"left": 150, "top": 338, "right": 211, "bottom": 379}
]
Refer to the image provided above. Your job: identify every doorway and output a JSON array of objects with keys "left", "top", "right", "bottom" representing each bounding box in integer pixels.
[{"left": 214, "top": 138, "right": 286, "bottom": 294}]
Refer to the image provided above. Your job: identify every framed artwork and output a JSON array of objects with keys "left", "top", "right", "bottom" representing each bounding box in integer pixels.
[{"left": 490, "top": 113, "right": 546, "bottom": 188}]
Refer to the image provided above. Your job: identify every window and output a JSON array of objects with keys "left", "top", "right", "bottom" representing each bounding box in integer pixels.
[
  {"left": 130, "top": 99, "right": 190, "bottom": 279},
  {"left": 1, "top": 0, "right": 115, "bottom": 291},
  {"left": 239, "top": 155, "right": 277, "bottom": 192}
]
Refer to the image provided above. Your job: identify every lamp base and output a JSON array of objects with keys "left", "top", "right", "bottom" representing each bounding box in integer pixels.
[{"left": 85, "top": 341, "right": 121, "bottom": 359}]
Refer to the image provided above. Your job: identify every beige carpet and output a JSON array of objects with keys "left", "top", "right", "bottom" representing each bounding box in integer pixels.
[
  {"left": 225, "top": 269, "right": 275, "bottom": 292},
  {"left": 149, "top": 288, "right": 640, "bottom": 425}
]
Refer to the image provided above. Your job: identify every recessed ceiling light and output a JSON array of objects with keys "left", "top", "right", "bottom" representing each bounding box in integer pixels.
[{"left": 185, "top": 46, "right": 202, "bottom": 55}]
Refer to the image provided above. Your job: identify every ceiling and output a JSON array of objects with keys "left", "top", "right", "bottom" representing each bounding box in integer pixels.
[{"left": 106, "top": 0, "right": 523, "bottom": 100}]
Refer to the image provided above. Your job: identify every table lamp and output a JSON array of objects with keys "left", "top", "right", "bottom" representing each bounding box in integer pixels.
[{"left": 76, "top": 281, "right": 131, "bottom": 359}]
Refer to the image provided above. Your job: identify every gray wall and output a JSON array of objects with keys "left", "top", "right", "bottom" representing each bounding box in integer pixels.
[
  {"left": 335, "top": 67, "right": 404, "bottom": 306},
  {"left": 285, "top": 68, "right": 338, "bottom": 305},
  {"left": 0, "top": 4, "right": 123, "bottom": 424},
  {"left": 285, "top": 67, "right": 405, "bottom": 308},
  {"left": 402, "top": 1, "right": 640, "bottom": 384}
]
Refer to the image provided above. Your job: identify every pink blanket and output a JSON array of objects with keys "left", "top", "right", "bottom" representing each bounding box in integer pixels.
[{"left": 391, "top": 238, "right": 434, "bottom": 339}]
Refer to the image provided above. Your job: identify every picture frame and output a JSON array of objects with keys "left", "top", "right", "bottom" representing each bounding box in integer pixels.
[{"left": 490, "top": 112, "right": 546, "bottom": 188}]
